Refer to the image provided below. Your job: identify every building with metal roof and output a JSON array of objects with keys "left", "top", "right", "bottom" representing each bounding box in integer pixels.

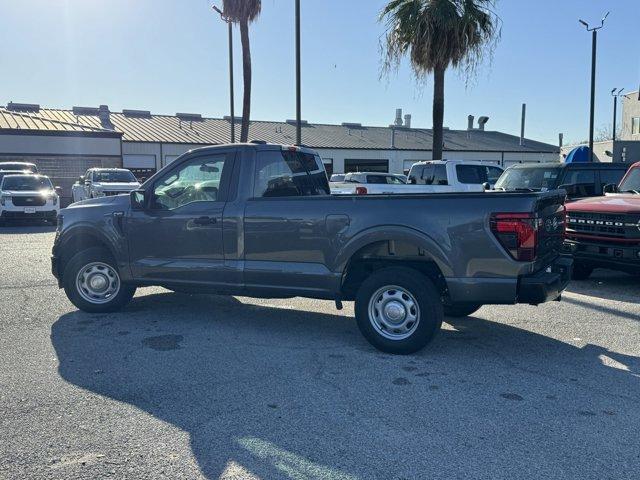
[{"left": 0, "top": 102, "right": 560, "bottom": 203}]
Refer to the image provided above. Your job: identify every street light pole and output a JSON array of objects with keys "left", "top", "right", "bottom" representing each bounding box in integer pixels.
[
  {"left": 213, "top": 5, "right": 235, "bottom": 143},
  {"left": 295, "top": 0, "right": 302, "bottom": 146},
  {"left": 579, "top": 12, "right": 609, "bottom": 162}
]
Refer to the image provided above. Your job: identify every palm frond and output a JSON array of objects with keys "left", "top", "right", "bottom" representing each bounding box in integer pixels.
[
  {"left": 222, "top": 0, "right": 262, "bottom": 23},
  {"left": 380, "top": 0, "right": 500, "bottom": 79}
]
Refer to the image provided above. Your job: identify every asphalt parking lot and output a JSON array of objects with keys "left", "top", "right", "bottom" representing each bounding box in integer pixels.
[{"left": 1, "top": 226, "right": 639, "bottom": 480}]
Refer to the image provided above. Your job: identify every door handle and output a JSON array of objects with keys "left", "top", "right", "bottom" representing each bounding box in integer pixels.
[{"left": 193, "top": 216, "right": 217, "bottom": 226}]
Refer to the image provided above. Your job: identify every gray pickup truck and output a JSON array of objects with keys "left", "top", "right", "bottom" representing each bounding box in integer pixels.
[{"left": 52, "top": 143, "right": 572, "bottom": 354}]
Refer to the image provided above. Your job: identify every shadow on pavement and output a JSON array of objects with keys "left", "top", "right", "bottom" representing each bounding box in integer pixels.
[
  {"left": 51, "top": 291, "right": 640, "bottom": 479},
  {"left": 0, "top": 224, "right": 56, "bottom": 234},
  {"left": 567, "top": 269, "right": 640, "bottom": 303}
]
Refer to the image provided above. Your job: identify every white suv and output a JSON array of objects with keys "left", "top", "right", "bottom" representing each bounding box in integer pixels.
[{"left": 0, "top": 174, "right": 59, "bottom": 225}]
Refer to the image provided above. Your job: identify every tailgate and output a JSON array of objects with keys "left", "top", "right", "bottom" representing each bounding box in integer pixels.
[{"left": 534, "top": 190, "right": 566, "bottom": 267}]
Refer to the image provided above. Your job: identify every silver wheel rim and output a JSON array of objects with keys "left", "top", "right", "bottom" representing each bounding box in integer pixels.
[
  {"left": 368, "top": 285, "right": 420, "bottom": 340},
  {"left": 76, "top": 262, "right": 121, "bottom": 304}
]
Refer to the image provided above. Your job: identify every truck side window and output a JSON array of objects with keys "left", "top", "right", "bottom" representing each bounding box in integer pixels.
[
  {"left": 599, "top": 169, "right": 626, "bottom": 190},
  {"left": 562, "top": 170, "right": 596, "bottom": 196},
  {"left": 433, "top": 165, "right": 448, "bottom": 185},
  {"left": 150, "top": 155, "right": 226, "bottom": 210},
  {"left": 254, "top": 151, "right": 330, "bottom": 198},
  {"left": 486, "top": 166, "right": 503, "bottom": 184},
  {"left": 456, "top": 165, "right": 485, "bottom": 184}
]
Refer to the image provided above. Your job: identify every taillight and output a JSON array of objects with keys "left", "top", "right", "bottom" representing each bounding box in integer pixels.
[
  {"left": 355, "top": 186, "right": 368, "bottom": 195},
  {"left": 490, "top": 213, "right": 538, "bottom": 261}
]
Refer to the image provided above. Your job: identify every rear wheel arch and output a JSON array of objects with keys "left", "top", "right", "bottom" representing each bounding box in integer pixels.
[{"left": 339, "top": 231, "right": 452, "bottom": 301}]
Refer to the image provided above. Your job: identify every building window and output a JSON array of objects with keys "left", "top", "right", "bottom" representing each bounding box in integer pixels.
[
  {"left": 344, "top": 159, "right": 388, "bottom": 173},
  {"left": 632, "top": 117, "right": 640, "bottom": 135},
  {"left": 322, "top": 158, "right": 334, "bottom": 177},
  {"left": 123, "top": 154, "right": 157, "bottom": 181}
]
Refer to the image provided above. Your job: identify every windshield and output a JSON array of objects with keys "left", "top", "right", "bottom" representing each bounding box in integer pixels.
[
  {"left": 94, "top": 170, "right": 137, "bottom": 183},
  {"left": 1, "top": 175, "right": 53, "bottom": 191},
  {"left": 494, "top": 166, "right": 561, "bottom": 191},
  {"left": 618, "top": 168, "right": 640, "bottom": 193}
]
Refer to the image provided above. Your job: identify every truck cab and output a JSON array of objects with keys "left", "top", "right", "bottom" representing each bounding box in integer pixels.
[{"left": 495, "top": 162, "right": 629, "bottom": 200}]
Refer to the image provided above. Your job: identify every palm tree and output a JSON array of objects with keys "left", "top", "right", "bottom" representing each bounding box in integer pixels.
[
  {"left": 380, "top": 0, "right": 500, "bottom": 159},
  {"left": 222, "top": 0, "right": 262, "bottom": 142}
]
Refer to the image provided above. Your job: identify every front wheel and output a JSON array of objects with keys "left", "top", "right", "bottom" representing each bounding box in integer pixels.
[
  {"left": 63, "top": 247, "right": 136, "bottom": 313},
  {"left": 571, "top": 262, "right": 593, "bottom": 281},
  {"left": 355, "top": 267, "right": 443, "bottom": 355}
]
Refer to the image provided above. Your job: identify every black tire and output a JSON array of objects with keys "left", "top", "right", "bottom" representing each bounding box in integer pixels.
[
  {"left": 355, "top": 267, "right": 443, "bottom": 355},
  {"left": 63, "top": 247, "right": 136, "bottom": 313},
  {"left": 443, "top": 303, "right": 482, "bottom": 318},
  {"left": 571, "top": 262, "right": 593, "bottom": 281}
]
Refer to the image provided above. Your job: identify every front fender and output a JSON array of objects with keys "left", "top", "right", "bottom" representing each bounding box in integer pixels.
[
  {"left": 333, "top": 225, "right": 454, "bottom": 277},
  {"left": 54, "top": 217, "right": 131, "bottom": 281}
]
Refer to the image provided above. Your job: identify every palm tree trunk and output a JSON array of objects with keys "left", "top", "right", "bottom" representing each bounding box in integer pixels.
[
  {"left": 432, "top": 66, "right": 445, "bottom": 160},
  {"left": 239, "top": 19, "right": 252, "bottom": 142}
]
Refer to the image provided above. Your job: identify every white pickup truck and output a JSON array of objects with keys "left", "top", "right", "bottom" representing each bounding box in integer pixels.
[
  {"left": 330, "top": 161, "right": 503, "bottom": 195},
  {"left": 72, "top": 168, "right": 140, "bottom": 203}
]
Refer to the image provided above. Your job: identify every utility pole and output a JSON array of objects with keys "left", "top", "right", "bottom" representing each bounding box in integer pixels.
[
  {"left": 295, "top": 0, "right": 302, "bottom": 146},
  {"left": 611, "top": 88, "right": 624, "bottom": 141},
  {"left": 213, "top": 5, "right": 235, "bottom": 143},
  {"left": 579, "top": 12, "right": 609, "bottom": 161}
]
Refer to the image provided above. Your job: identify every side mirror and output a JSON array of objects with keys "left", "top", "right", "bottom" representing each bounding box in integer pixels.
[
  {"left": 54, "top": 186, "right": 63, "bottom": 195},
  {"left": 558, "top": 183, "right": 579, "bottom": 197},
  {"left": 603, "top": 183, "right": 619, "bottom": 194},
  {"left": 78, "top": 176, "right": 85, "bottom": 184},
  {"left": 130, "top": 189, "right": 147, "bottom": 210},
  {"left": 482, "top": 182, "right": 491, "bottom": 191},
  {"left": 408, "top": 176, "right": 417, "bottom": 185}
]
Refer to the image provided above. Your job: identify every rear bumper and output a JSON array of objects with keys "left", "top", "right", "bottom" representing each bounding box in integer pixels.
[
  {"left": 517, "top": 255, "right": 573, "bottom": 304},
  {"left": 563, "top": 239, "right": 640, "bottom": 273}
]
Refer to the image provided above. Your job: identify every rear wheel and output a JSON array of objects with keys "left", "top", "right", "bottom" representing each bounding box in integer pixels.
[
  {"left": 355, "top": 267, "right": 443, "bottom": 355},
  {"left": 443, "top": 302, "right": 482, "bottom": 318},
  {"left": 63, "top": 247, "right": 136, "bottom": 313},
  {"left": 571, "top": 262, "right": 593, "bottom": 281}
]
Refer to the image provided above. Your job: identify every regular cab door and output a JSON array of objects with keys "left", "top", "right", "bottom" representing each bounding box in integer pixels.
[
  {"left": 243, "top": 148, "right": 340, "bottom": 296},
  {"left": 126, "top": 151, "right": 235, "bottom": 286}
]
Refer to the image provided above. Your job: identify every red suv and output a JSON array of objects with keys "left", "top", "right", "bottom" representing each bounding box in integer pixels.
[{"left": 564, "top": 162, "right": 640, "bottom": 279}]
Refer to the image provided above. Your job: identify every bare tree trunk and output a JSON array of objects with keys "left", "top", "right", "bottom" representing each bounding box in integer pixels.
[
  {"left": 432, "top": 66, "right": 445, "bottom": 160},
  {"left": 239, "top": 19, "right": 251, "bottom": 143}
]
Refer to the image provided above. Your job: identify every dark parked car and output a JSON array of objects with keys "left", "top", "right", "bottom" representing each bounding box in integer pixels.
[
  {"left": 494, "top": 162, "right": 629, "bottom": 199},
  {"left": 52, "top": 143, "right": 572, "bottom": 354}
]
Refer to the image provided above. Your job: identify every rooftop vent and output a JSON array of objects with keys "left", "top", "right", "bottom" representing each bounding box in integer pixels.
[
  {"left": 176, "top": 112, "right": 203, "bottom": 121},
  {"left": 341, "top": 122, "right": 363, "bottom": 128},
  {"left": 394, "top": 108, "right": 403, "bottom": 126},
  {"left": 286, "top": 119, "right": 308, "bottom": 125},
  {"left": 404, "top": 114, "right": 412, "bottom": 129},
  {"left": 7, "top": 102, "right": 40, "bottom": 112},
  {"left": 478, "top": 116, "right": 490, "bottom": 131},
  {"left": 123, "top": 109, "right": 151, "bottom": 118},
  {"left": 73, "top": 106, "right": 100, "bottom": 116}
]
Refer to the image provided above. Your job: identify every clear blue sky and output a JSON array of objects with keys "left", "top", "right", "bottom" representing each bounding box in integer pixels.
[{"left": 0, "top": 0, "right": 638, "bottom": 145}]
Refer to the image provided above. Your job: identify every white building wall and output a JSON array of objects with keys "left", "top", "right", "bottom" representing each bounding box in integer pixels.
[{"left": 0, "top": 133, "right": 121, "bottom": 156}]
